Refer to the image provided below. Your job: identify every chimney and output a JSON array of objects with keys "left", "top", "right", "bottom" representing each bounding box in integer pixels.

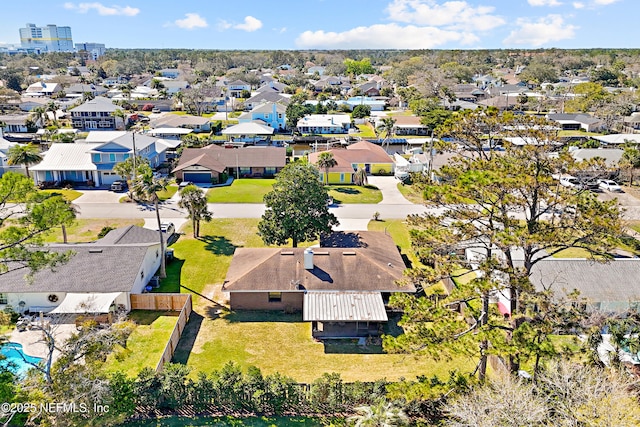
[{"left": 304, "top": 248, "right": 314, "bottom": 270}]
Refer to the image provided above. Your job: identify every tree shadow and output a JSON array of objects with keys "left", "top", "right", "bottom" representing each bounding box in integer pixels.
[
  {"left": 334, "top": 187, "right": 361, "bottom": 195},
  {"left": 322, "top": 339, "right": 385, "bottom": 354},
  {"left": 226, "top": 310, "right": 303, "bottom": 323},
  {"left": 382, "top": 313, "right": 405, "bottom": 338},
  {"left": 199, "top": 235, "right": 239, "bottom": 256},
  {"left": 172, "top": 311, "right": 203, "bottom": 365}
]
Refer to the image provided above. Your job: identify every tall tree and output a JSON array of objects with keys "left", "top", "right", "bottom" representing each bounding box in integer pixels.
[
  {"left": 132, "top": 164, "right": 168, "bottom": 278},
  {"left": 619, "top": 144, "right": 640, "bottom": 185},
  {"left": 384, "top": 113, "right": 622, "bottom": 379},
  {"left": 315, "top": 151, "right": 337, "bottom": 184},
  {"left": 258, "top": 162, "right": 339, "bottom": 247},
  {"left": 0, "top": 172, "right": 76, "bottom": 277},
  {"left": 376, "top": 116, "right": 397, "bottom": 151},
  {"left": 178, "top": 184, "right": 212, "bottom": 238},
  {"left": 7, "top": 144, "right": 43, "bottom": 178},
  {"left": 114, "top": 155, "right": 148, "bottom": 201}
]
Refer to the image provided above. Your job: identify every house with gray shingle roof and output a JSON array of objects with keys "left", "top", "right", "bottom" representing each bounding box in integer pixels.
[
  {"left": 530, "top": 258, "right": 640, "bottom": 313},
  {"left": 69, "top": 96, "right": 124, "bottom": 131},
  {"left": 547, "top": 113, "right": 604, "bottom": 132},
  {"left": 223, "top": 231, "right": 415, "bottom": 338},
  {"left": 0, "top": 225, "right": 163, "bottom": 315}
]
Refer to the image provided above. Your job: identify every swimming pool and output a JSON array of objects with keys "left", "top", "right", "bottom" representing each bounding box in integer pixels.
[{"left": 0, "top": 342, "right": 43, "bottom": 376}]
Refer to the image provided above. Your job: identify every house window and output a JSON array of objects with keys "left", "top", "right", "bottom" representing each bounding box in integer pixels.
[
  {"left": 340, "top": 173, "right": 345, "bottom": 183},
  {"left": 239, "top": 167, "right": 251, "bottom": 176},
  {"left": 0, "top": 293, "right": 6, "bottom": 304},
  {"left": 92, "top": 153, "right": 101, "bottom": 163},
  {"left": 268, "top": 292, "right": 282, "bottom": 302},
  {"left": 109, "top": 154, "right": 116, "bottom": 162},
  {"left": 265, "top": 167, "right": 276, "bottom": 176}
]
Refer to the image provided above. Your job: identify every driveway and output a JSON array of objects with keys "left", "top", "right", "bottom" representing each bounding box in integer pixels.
[
  {"left": 366, "top": 175, "right": 413, "bottom": 205},
  {"left": 74, "top": 189, "right": 126, "bottom": 204}
]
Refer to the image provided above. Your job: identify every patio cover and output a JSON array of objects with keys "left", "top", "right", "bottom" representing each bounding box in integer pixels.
[
  {"left": 303, "top": 291, "right": 388, "bottom": 322},
  {"left": 49, "top": 292, "right": 122, "bottom": 314}
]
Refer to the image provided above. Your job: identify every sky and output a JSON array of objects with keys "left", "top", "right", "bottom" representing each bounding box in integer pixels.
[{"left": 0, "top": 0, "right": 634, "bottom": 50}]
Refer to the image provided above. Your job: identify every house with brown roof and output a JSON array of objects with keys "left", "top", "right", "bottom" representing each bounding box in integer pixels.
[
  {"left": 222, "top": 231, "right": 415, "bottom": 338},
  {"left": 173, "top": 145, "right": 286, "bottom": 183},
  {"left": 308, "top": 140, "right": 394, "bottom": 184}
]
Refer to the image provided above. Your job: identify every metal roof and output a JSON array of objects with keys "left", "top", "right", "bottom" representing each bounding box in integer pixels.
[
  {"left": 31, "top": 142, "right": 101, "bottom": 171},
  {"left": 303, "top": 291, "right": 388, "bottom": 322}
]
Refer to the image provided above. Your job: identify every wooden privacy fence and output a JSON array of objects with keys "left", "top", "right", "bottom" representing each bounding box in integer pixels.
[{"left": 129, "top": 293, "right": 192, "bottom": 372}]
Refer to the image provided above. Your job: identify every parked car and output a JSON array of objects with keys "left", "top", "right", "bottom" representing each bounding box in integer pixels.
[
  {"left": 178, "top": 181, "right": 192, "bottom": 189},
  {"left": 110, "top": 180, "right": 127, "bottom": 192},
  {"left": 158, "top": 222, "right": 175, "bottom": 236},
  {"left": 559, "top": 175, "right": 580, "bottom": 188},
  {"left": 598, "top": 179, "right": 623, "bottom": 192},
  {"left": 151, "top": 108, "right": 161, "bottom": 114}
]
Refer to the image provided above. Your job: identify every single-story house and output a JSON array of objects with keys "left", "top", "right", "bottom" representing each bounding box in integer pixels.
[
  {"left": 530, "top": 258, "right": 640, "bottom": 313},
  {"left": 569, "top": 148, "right": 624, "bottom": 168},
  {"left": 222, "top": 231, "right": 415, "bottom": 338},
  {"left": 297, "top": 114, "right": 352, "bottom": 134},
  {"left": 0, "top": 225, "right": 163, "bottom": 315},
  {"left": 389, "top": 116, "right": 429, "bottom": 136},
  {"left": 65, "top": 83, "right": 108, "bottom": 98},
  {"left": 150, "top": 114, "right": 211, "bottom": 133},
  {"left": 173, "top": 145, "right": 286, "bottom": 182},
  {"left": 547, "top": 113, "right": 604, "bottom": 132},
  {"left": 591, "top": 134, "right": 640, "bottom": 146},
  {"left": 221, "top": 122, "right": 275, "bottom": 145},
  {"left": 24, "top": 81, "right": 63, "bottom": 97},
  {"left": 308, "top": 140, "right": 395, "bottom": 183},
  {"left": 0, "top": 113, "right": 38, "bottom": 133}
]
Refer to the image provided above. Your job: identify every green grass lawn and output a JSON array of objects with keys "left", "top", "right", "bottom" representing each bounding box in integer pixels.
[
  {"left": 157, "top": 185, "right": 178, "bottom": 201},
  {"left": 41, "top": 218, "right": 144, "bottom": 243},
  {"left": 207, "top": 179, "right": 275, "bottom": 203},
  {"left": 327, "top": 185, "right": 382, "bottom": 204},
  {"left": 354, "top": 124, "right": 376, "bottom": 138},
  {"left": 161, "top": 218, "right": 473, "bottom": 383},
  {"left": 105, "top": 310, "right": 179, "bottom": 376},
  {"left": 396, "top": 182, "right": 425, "bottom": 204},
  {"left": 39, "top": 189, "right": 83, "bottom": 201}
]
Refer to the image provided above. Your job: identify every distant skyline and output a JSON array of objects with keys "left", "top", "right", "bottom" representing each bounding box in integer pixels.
[{"left": 0, "top": 0, "right": 634, "bottom": 50}]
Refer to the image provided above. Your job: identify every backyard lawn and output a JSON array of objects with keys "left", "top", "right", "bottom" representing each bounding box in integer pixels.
[
  {"left": 327, "top": 185, "right": 382, "bottom": 204},
  {"left": 207, "top": 179, "right": 275, "bottom": 203},
  {"left": 106, "top": 310, "right": 179, "bottom": 376},
  {"left": 162, "top": 218, "right": 474, "bottom": 383},
  {"left": 42, "top": 218, "right": 144, "bottom": 243}
]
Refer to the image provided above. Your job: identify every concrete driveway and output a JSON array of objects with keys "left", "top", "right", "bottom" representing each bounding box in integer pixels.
[
  {"left": 366, "top": 175, "right": 413, "bottom": 205},
  {"left": 74, "top": 189, "right": 126, "bottom": 204}
]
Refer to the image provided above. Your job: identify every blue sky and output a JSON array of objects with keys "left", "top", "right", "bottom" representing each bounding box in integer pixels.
[{"left": 0, "top": 0, "right": 633, "bottom": 50}]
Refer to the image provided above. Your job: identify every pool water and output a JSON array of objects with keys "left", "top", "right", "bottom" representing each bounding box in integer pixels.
[{"left": 0, "top": 342, "right": 43, "bottom": 376}]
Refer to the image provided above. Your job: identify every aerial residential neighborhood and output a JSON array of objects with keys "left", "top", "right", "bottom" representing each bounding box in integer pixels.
[{"left": 2, "top": 1, "right": 640, "bottom": 426}]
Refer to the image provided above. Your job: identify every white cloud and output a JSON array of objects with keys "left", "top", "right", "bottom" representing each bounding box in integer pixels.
[
  {"left": 503, "top": 15, "right": 578, "bottom": 46},
  {"left": 218, "top": 16, "right": 263, "bottom": 32},
  {"left": 63, "top": 2, "right": 139, "bottom": 16},
  {"left": 233, "top": 16, "right": 263, "bottom": 32},
  {"left": 295, "top": 23, "right": 478, "bottom": 49},
  {"left": 594, "top": 0, "right": 620, "bottom": 4},
  {"left": 174, "top": 13, "right": 208, "bottom": 30},
  {"left": 274, "top": 27, "right": 287, "bottom": 34},
  {"left": 385, "top": 0, "right": 505, "bottom": 31},
  {"left": 528, "top": 0, "right": 562, "bottom": 6},
  {"left": 573, "top": 1, "right": 585, "bottom": 8}
]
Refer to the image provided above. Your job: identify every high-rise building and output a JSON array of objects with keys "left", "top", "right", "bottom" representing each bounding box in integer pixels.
[
  {"left": 75, "top": 42, "right": 106, "bottom": 60},
  {"left": 19, "top": 23, "right": 73, "bottom": 53}
]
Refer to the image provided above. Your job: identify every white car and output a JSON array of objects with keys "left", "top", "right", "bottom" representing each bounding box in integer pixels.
[
  {"left": 598, "top": 179, "right": 622, "bottom": 192},
  {"left": 158, "top": 222, "right": 175, "bottom": 236}
]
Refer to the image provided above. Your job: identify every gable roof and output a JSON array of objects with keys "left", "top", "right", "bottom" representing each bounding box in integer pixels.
[
  {"left": 30, "top": 142, "right": 101, "bottom": 171},
  {"left": 70, "top": 96, "right": 122, "bottom": 113},
  {"left": 223, "top": 231, "right": 414, "bottom": 293},
  {"left": 150, "top": 114, "right": 210, "bottom": 128},
  {"left": 547, "top": 113, "right": 601, "bottom": 125},
  {"left": 251, "top": 102, "right": 287, "bottom": 114},
  {"left": 308, "top": 140, "right": 393, "bottom": 173}
]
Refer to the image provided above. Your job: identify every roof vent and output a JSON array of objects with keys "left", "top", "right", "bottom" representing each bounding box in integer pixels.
[
  {"left": 342, "top": 251, "right": 356, "bottom": 256},
  {"left": 304, "top": 248, "right": 314, "bottom": 270},
  {"left": 281, "top": 251, "right": 294, "bottom": 255},
  {"left": 89, "top": 248, "right": 103, "bottom": 254}
]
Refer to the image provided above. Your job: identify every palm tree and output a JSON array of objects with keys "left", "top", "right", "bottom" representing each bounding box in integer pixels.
[
  {"left": 353, "top": 167, "right": 368, "bottom": 186},
  {"left": 112, "top": 108, "right": 127, "bottom": 130},
  {"left": 29, "top": 106, "right": 48, "bottom": 128},
  {"left": 620, "top": 144, "right": 640, "bottom": 185},
  {"left": 7, "top": 144, "right": 43, "bottom": 179},
  {"left": 376, "top": 117, "right": 396, "bottom": 152},
  {"left": 45, "top": 101, "right": 58, "bottom": 126},
  {"left": 316, "top": 151, "right": 337, "bottom": 184},
  {"left": 178, "top": 184, "right": 212, "bottom": 238},
  {"left": 132, "top": 164, "right": 168, "bottom": 278}
]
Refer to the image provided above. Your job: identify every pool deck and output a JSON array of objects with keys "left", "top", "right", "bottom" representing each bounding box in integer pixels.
[{"left": 9, "top": 319, "right": 77, "bottom": 362}]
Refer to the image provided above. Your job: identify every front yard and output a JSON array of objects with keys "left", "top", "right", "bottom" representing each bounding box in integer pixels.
[
  {"left": 42, "top": 218, "right": 144, "bottom": 243},
  {"left": 205, "top": 178, "right": 383, "bottom": 204}
]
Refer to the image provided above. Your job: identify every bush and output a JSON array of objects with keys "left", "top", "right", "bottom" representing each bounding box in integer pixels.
[{"left": 98, "top": 226, "right": 115, "bottom": 239}]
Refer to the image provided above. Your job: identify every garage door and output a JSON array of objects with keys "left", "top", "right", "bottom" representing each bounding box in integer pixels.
[{"left": 183, "top": 172, "right": 211, "bottom": 183}]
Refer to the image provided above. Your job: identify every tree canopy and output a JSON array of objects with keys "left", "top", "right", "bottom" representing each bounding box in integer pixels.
[
  {"left": 178, "top": 184, "right": 212, "bottom": 238},
  {"left": 258, "top": 162, "right": 339, "bottom": 247},
  {"left": 384, "top": 113, "right": 623, "bottom": 379}
]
